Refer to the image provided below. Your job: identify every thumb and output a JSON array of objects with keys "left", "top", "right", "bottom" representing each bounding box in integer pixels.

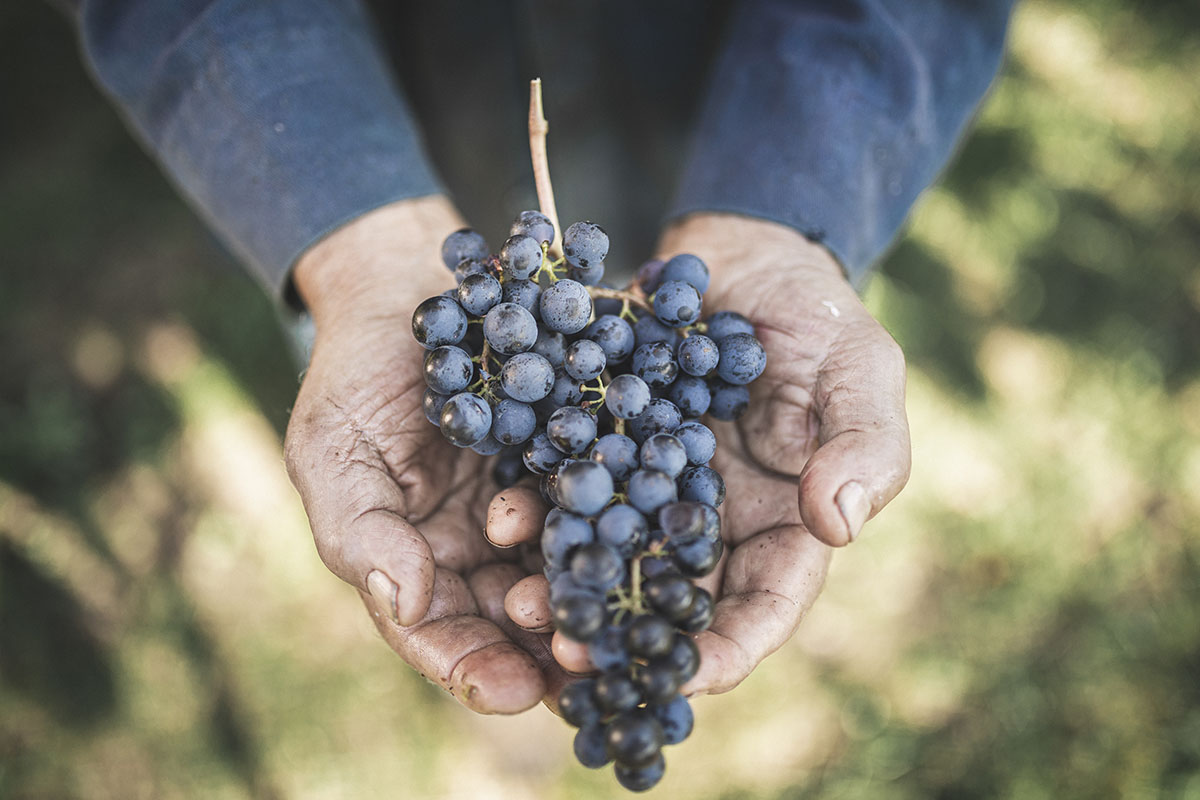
[{"left": 799, "top": 329, "right": 911, "bottom": 546}]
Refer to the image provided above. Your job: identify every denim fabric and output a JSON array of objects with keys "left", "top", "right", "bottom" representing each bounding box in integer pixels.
[{"left": 76, "top": 0, "right": 1013, "bottom": 298}]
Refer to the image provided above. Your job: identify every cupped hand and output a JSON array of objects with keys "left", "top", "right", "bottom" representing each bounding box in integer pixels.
[
  {"left": 284, "top": 197, "right": 566, "bottom": 713},
  {"left": 504, "top": 213, "right": 911, "bottom": 698}
]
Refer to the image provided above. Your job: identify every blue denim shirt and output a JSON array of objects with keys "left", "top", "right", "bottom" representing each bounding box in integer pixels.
[{"left": 75, "top": 0, "right": 1014, "bottom": 299}]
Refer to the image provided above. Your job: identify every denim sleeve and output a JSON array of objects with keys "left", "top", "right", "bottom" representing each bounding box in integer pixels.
[
  {"left": 76, "top": 0, "right": 443, "bottom": 300},
  {"left": 668, "top": 0, "right": 1015, "bottom": 284}
]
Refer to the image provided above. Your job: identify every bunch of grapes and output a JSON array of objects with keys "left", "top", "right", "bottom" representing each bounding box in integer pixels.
[{"left": 412, "top": 210, "right": 765, "bottom": 792}]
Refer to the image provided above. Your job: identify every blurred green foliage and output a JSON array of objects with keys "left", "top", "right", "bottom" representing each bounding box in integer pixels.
[{"left": 1, "top": 1, "right": 1198, "bottom": 799}]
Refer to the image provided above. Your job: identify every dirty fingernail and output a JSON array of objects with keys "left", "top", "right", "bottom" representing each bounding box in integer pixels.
[
  {"left": 366, "top": 569, "right": 400, "bottom": 624},
  {"left": 835, "top": 481, "right": 871, "bottom": 543}
]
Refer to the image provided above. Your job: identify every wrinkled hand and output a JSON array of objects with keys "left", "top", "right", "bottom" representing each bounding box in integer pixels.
[
  {"left": 284, "top": 197, "right": 567, "bottom": 713},
  {"left": 505, "top": 213, "right": 911, "bottom": 697}
]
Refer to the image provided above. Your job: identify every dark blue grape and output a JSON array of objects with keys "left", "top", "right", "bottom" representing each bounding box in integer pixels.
[
  {"left": 590, "top": 433, "right": 640, "bottom": 481},
  {"left": 634, "top": 660, "right": 681, "bottom": 705},
  {"left": 439, "top": 392, "right": 492, "bottom": 447},
  {"left": 470, "top": 434, "right": 504, "bottom": 456},
  {"left": 661, "top": 253, "right": 710, "bottom": 293},
  {"left": 707, "top": 379, "right": 751, "bottom": 421},
  {"left": 523, "top": 431, "right": 567, "bottom": 474},
  {"left": 456, "top": 272, "right": 503, "bottom": 316},
  {"left": 491, "top": 398, "right": 536, "bottom": 445},
  {"left": 679, "top": 588, "right": 714, "bottom": 632},
  {"left": 679, "top": 466, "right": 726, "bottom": 507},
  {"left": 644, "top": 574, "right": 696, "bottom": 619},
  {"left": 627, "top": 614, "right": 675, "bottom": 659},
  {"left": 633, "top": 314, "right": 678, "bottom": 349},
  {"left": 483, "top": 302, "right": 538, "bottom": 354},
  {"left": 412, "top": 295, "right": 468, "bottom": 349},
  {"left": 554, "top": 593, "right": 606, "bottom": 641},
  {"left": 604, "top": 374, "right": 651, "bottom": 420},
  {"left": 585, "top": 314, "right": 636, "bottom": 363},
  {"left": 659, "top": 635, "right": 701, "bottom": 682},
  {"left": 627, "top": 469, "right": 677, "bottom": 514},
  {"left": 716, "top": 332, "right": 767, "bottom": 385},
  {"left": 532, "top": 329, "right": 566, "bottom": 367},
  {"left": 510, "top": 209, "right": 555, "bottom": 245},
  {"left": 502, "top": 279, "right": 541, "bottom": 318},
  {"left": 559, "top": 679, "right": 601, "bottom": 728},
  {"left": 540, "top": 279, "right": 593, "bottom": 334},
  {"left": 423, "top": 345, "right": 474, "bottom": 394},
  {"left": 677, "top": 334, "right": 719, "bottom": 377},
  {"left": 630, "top": 399, "right": 682, "bottom": 443},
  {"left": 674, "top": 536, "right": 722, "bottom": 578},
  {"left": 562, "top": 221, "right": 609, "bottom": 268},
  {"left": 588, "top": 625, "right": 633, "bottom": 671},
  {"left": 549, "top": 571, "right": 596, "bottom": 605},
  {"left": 547, "top": 406, "right": 598, "bottom": 455},
  {"left": 441, "top": 228, "right": 489, "bottom": 270},
  {"left": 658, "top": 501, "right": 709, "bottom": 542},
  {"left": 596, "top": 503, "right": 648, "bottom": 558},
  {"left": 615, "top": 752, "right": 666, "bottom": 792},
  {"left": 453, "top": 257, "right": 490, "bottom": 284},
  {"left": 492, "top": 450, "right": 527, "bottom": 488},
  {"left": 606, "top": 708, "right": 665, "bottom": 765},
  {"left": 673, "top": 421, "right": 716, "bottom": 465},
  {"left": 650, "top": 695, "right": 694, "bottom": 745},
  {"left": 635, "top": 258, "right": 666, "bottom": 295},
  {"left": 653, "top": 280, "right": 702, "bottom": 327},
  {"left": 705, "top": 310, "right": 755, "bottom": 340},
  {"left": 640, "top": 433, "right": 688, "bottom": 478},
  {"left": 549, "top": 368, "right": 586, "bottom": 407},
  {"left": 570, "top": 542, "right": 625, "bottom": 591},
  {"left": 500, "top": 352, "right": 554, "bottom": 403},
  {"left": 574, "top": 723, "right": 612, "bottom": 769},
  {"left": 556, "top": 460, "right": 615, "bottom": 516},
  {"left": 500, "top": 233, "right": 543, "bottom": 280},
  {"left": 565, "top": 339, "right": 606, "bottom": 381},
  {"left": 594, "top": 672, "right": 641, "bottom": 714},
  {"left": 668, "top": 375, "right": 711, "bottom": 418},
  {"left": 422, "top": 388, "right": 449, "bottom": 427},
  {"left": 568, "top": 261, "right": 605, "bottom": 286},
  {"left": 632, "top": 341, "right": 678, "bottom": 389}
]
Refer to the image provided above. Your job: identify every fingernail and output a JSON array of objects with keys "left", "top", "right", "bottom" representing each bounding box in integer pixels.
[
  {"left": 835, "top": 481, "right": 871, "bottom": 543},
  {"left": 366, "top": 569, "right": 400, "bottom": 624}
]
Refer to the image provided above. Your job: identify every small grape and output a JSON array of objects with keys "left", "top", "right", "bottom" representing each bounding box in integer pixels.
[
  {"left": 568, "top": 261, "right": 605, "bottom": 286},
  {"left": 562, "top": 221, "right": 609, "bottom": 268},
  {"left": 522, "top": 431, "right": 566, "bottom": 474},
  {"left": 589, "top": 625, "right": 633, "bottom": 671},
  {"left": 565, "top": 339, "right": 607, "bottom": 381},
  {"left": 668, "top": 375, "right": 711, "bottom": 418},
  {"left": 630, "top": 398, "right": 682, "bottom": 443},
  {"left": 422, "top": 388, "right": 449, "bottom": 427},
  {"left": 456, "top": 272, "right": 503, "bottom": 316},
  {"left": 559, "top": 679, "right": 601, "bottom": 728},
  {"left": 556, "top": 460, "right": 615, "bottom": 516},
  {"left": 705, "top": 310, "right": 755, "bottom": 340},
  {"left": 716, "top": 332, "right": 767, "bottom": 385},
  {"left": 453, "top": 257, "right": 489, "bottom": 284},
  {"left": 441, "top": 228, "right": 489, "bottom": 270},
  {"left": 500, "top": 233, "right": 543, "bottom": 280},
  {"left": 574, "top": 723, "right": 612, "bottom": 769},
  {"left": 605, "top": 708, "right": 665, "bottom": 766},
  {"left": 679, "top": 465, "right": 726, "bottom": 507},
  {"left": 590, "top": 433, "right": 640, "bottom": 481},
  {"left": 627, "top": 469, "right": 677, "bottom": 514},
  {"left": 439, "top": 392, "right": 492, "bottom": 447},
  {"left": 585, "top": 314, "right": 636, "bottom": 363},
  {"left": 422, "top": 346, "right": 473, "bottom": 394},
  {"left": 502, "top": 279, "right": 542, "bottom": 318},
  {"left": 412, "top": 295, "right": 468, "bottom": 349},
  {"left": 634, "top": 258, "right": 666, "bottom": 295},
  {"left": 639, "top": 433, "right": 688, "bottom": 478},
  {"left": 653, "top": 280, "right": 702, "bottom": 327},
  {"left": 594, "top": 672, "right": 641, "bottom": 714},
  {"left": 673, "top": 421, "right": 716, "bottom": 465},
  {"left": 547, "top": 406, "right": 598, "bottom": 455},
  {"left": 491, "top": 398, "right": 537, "bottom": 445},
  {"left": 650, "top": 695, "right": 694, "bottom": 745},
  {"left": 595, "top": 503, "right": 648, "bottom": 558},
  {"left": 483, "top": 302, "right": 538, "bottom": 354},
  {"left": 540, "top": 279, "right": 593, "bottom": 334},
  {"left": 661, "top": 253, "right": 710, "bottom": 293},
  {"left": 632, "top": 341, "right": 678, "bottom": 389},
  {"left": 633, "top": 660, "right": 681, "bottom": 705},
  {"left": 531, "top": 329, "right": 566, "bottom": 368},
  {"left": 707, "top": 379, "right": 751, "bottom": 421},
  {"left": 644, "top": 574, "right": 696, "bottom": 619},
  {"left": 658, "top": 635, "right": 701, "bottom": 683},
  {"left": 470, "top": 434, "right": 504, "bottom": 456},
  {"left": 510, "top": 209, "right": 555, "bottom": 245},
  {"left": 604, "top": 374, "right": 651, "bottom": 420},
  {"left": 626, "top": 614, "right": 675, "bottom": 659},
  {"left": 677, "top": 334, "right": 719, "bottom": 377},
  {"left": 553, "top": 593, "right": 607, "bottom": 641},
  {"left": 614, "top": 752, "right": 666, "bottom": 792},
  {"left": 658, "top": 501, "right": 709, "bottom": 542},
  {"left": 679, "top": 588, "right": 714, "bottom": 633},
  {"left": 500, "top": 352, "right": 555, "bottom": 403},
  {"left": 570, "top": 542, "right": 625, "bottom": 591}
]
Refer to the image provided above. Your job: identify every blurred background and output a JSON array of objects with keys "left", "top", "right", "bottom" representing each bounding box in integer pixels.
[{"left": 2, "top": 1, "right": 1198, "bottom": 798}]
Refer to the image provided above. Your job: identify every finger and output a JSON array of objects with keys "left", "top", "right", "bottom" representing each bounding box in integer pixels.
[
  {"left": 505, "top": 574, "right": 554, "bottom": 632},
  {"left": 681, "top": 526, "right": 829, "bottom": 696},
  {"left": 799, "top": 328, "right": 911, "bottom": 546},
  {"left": 486, "top": 484, "right": 548, "bottom": 548},
  {"left": 365, "top": 566, "right": 547, "bottom": 714},
  {"left": 286, "top": 414, "right": 436, "bottom": 626},
  {"left": 551, "top": 630, "right": 595, "bottom": 675}
]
